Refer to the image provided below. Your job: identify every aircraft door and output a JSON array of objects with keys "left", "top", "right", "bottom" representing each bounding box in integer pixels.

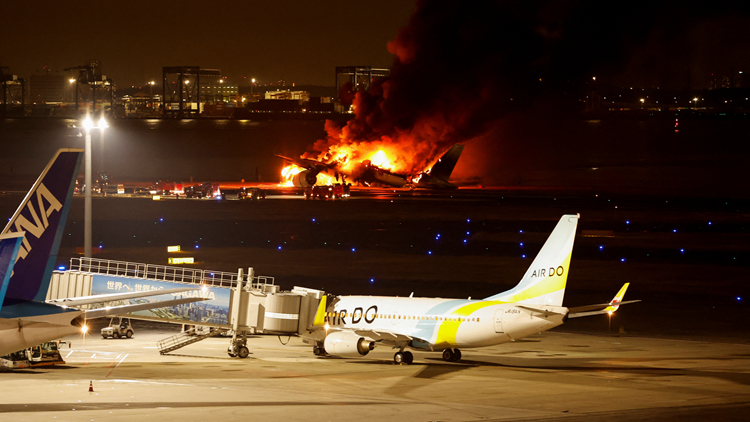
[{"left": 493, "top": 309, "right": 504, "bottom": 333}]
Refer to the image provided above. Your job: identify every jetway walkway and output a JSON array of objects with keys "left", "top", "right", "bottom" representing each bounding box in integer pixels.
[
  {"left": 157, "top": 327, "right": 229, "bottom": 355},
  {"left": 48, "top": 258, "right": 325, "bottom": 358}
]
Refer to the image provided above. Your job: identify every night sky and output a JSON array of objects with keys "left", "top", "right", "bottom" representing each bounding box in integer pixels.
[{"left": 4, "top": 1, "right": 750, "bottom": 90}]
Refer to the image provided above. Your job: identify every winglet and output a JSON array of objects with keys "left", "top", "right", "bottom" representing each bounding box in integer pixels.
[
  {"left": 604, "top": 283, "right": 630, "bottom": 314},
  {"left": 312, "top": 295, "right": 327, "bottom": 326}
]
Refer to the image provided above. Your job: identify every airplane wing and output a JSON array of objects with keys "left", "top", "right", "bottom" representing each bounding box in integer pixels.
[
  {"left": 275, "top": 154, "right": 331, "bottom": 173},
  {"left": 47, "top": 286, "right": 202, "bottom": 307},
  {"left": 567, "top": 283, "right": 640, "bottom": 318}
]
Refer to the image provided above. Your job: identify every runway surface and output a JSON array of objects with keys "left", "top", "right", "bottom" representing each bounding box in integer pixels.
[{"left": 1, "top": 326, "right": 749, "bottom": 421}]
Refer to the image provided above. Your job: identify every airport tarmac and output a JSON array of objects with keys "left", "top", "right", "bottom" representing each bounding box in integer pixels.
[{"left": 1, "top": 324, "right": 748, "bottom": 421}]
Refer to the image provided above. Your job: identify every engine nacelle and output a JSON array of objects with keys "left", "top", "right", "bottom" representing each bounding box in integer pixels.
[
  {"left": 292, "top": 170, "right": 318, "bottom": 188},
  {"left": 324, "top": 331, "right": 375, "bottom": 357}
]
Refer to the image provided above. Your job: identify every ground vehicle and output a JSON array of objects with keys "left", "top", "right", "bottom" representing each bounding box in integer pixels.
[
  {"left": 0, "top": 340, "right": 69, "bottom": 369},
  {"left": 185, "top": 182, "right": 219, "bottom": 198},
  {"left": 101, "top": 317, "right": 134, "bottom": 339},
  {"left": 237, "top": 187, "right": 266, "bottom": 200},
  {"left": 305, "top": 184, "right": 348, "bottom": 199}
]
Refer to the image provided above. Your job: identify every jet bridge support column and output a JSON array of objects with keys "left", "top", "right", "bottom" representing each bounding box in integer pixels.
[{"left": 227, "top": 268, "right": 250, "bottom": 358}]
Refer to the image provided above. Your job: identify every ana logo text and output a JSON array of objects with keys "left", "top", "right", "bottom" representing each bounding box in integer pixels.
[{"left": 7, "top": 183, "right": 62, "bottom": 263}]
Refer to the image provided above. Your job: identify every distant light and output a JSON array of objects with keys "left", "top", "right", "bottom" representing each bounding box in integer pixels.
[
  {"left": 519, "top": 230, "right": 523, "bottom": 233},
  {"left": 428, "top": 251, "right": 432, "bottom": 255},
  {"left": 98, "top": 245, "right": 103, "bottom": 249},
  {"left": 466, "top": 231, "right": 470, "bottom": 235},
  {"left": 466, "top": 219, "right": 471, "bottom": 223},
  {"left": 370, "top": 278, "right": 374, "bottom": 283},
  {"left": 98, "top": 116, "right": 108, "bottom": 129},
  {"left": 599, "top": 245, "right": 604, "bottom": 250},
  {"left": 195, "top": 245, "right": 199, "bottom": 249},
  {"left": 160, "top": 218, "right": 164, "bottom": 222},
  {"left": 463, "top": 239, "right": 467, "bottom": 243},
  {"left": 738, "top": 297, "right": 742, "bottom": 301},
  {"left": 520, "top": 243, "right": 524, "bottom": 247},
  {"left": 708, "top": 222, "right": 712, "bottom": 225},
  {"left": 673, "top": 229, "right": 677, "bottom": 233},
  {"left": 621, "top": 258, "right": 626, "bottom": 262},
  {"left": 278, "top": 246, "right": 282, "bottom": 250},
  {"left": 312, "top": 218, "right": 316, "bottom": 222},
  {"left": 680, "top": 249, "right": 685, "bottom": 253},
  {"left": 522, "top": 254, "right": 526, "bottom": 258},
  {"left": 58, "top": 266, "right": 66, "bottom": 271},
  {"left": 626, "top": 220, "right": 630, "bottom": 225},
  {"left": 351, "top": 248, "right": 356, "bottom": 252}
]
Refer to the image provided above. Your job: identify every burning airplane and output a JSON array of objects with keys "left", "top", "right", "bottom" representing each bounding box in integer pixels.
[{"left": 278, "top": 144, "right": 463, "bottom": 189}]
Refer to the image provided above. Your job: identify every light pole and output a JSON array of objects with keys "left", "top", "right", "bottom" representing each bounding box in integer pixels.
[
  {"left": 82, "top": 114, "right": 107, "bottom": 258},
  {"left": 148, "top": 81, "right": 155, "bottom": 112},
  {"left": 251, "top": 78, "right": 256, "bottom": 101}
]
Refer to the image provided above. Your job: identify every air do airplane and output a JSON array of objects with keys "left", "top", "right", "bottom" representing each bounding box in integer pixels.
[{"left": 303, "top": 214, "right": 638, "bottom": 364}]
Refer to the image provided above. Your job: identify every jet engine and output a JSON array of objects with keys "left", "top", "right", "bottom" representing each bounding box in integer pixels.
[
  {"left": 324, "top": 331, "right": 375, "bottom": 357},
  {"left": 292, "top": 170, "right": 318, "bottom": 188}
]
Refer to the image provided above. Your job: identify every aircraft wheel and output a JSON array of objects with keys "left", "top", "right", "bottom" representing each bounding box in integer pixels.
[
  {"left": 313, "top": 345, "right": 325, "bottom": 356},
  {"left": 452, "top": 349, "right": 462, "bottom": 362},
  {"left": 126, "top": 331, "right": 133, "bottom": 339},
  {"left": 403, "top": 351, "right": 414, "bottom": 364},
  {"left": 394, "top": 352, "right": 405, "bottom": 364},
  {"left": 113, "top": 332, "right": 120, "bottom": 339},
  {"left": 442, "top": 348, "right": 454, "bottom": 362},
  {"left": 238, "top": 347, "right": 250, "bottom": 359}
]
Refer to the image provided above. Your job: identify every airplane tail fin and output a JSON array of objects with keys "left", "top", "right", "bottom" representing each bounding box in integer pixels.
[
  {"left": 0, "top": 233, "right": 25, "bottom": 312},
  {"left": 485, "top": 214, "right": 579, "bottom": 306},
  {"left": 312, "top": 295, "right": 328, "bottom": 327},
  {"left": 1, "top": 149, "right": 84, "bottom": 303},
  {"left": 428, "top": 144, "right": 464, "bottom": 182}
]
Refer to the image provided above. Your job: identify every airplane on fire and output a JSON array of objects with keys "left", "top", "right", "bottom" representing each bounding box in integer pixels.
[
  {"left": 0, "top": 149, "right": 206, "bottom": 356},
  {"left": 303, "top": 214, "right": 639, "bottom": 364},
  {"left": 277, "top": 143, "right": 465, "bottom": 189}
]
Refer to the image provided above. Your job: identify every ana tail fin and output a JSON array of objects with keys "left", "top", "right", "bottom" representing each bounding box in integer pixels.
[
  {"left": 2, "top": 149, "right": 83, "bottom": 303},
  {"left": 0, "top": 233, "right": 25, "bottom": 312},
  {"left": 485, "top": 214, "right": 579, "bottom": 306}
]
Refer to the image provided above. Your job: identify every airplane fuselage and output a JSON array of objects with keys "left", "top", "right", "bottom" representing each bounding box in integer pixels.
[{"left": 325, "top": 296, "right": 567, "bottom": 350}]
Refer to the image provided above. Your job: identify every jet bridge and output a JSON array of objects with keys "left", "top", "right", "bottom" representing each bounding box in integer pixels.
[{"left": 47, "top": 258, "right": 324, "bottom": 357}]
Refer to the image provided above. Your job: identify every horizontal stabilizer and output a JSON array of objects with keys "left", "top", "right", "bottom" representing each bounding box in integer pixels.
[
  {"left": 517, "top": 305, "right": 566, "bottom": 315},
  {"left": 84, "top": 297, "right": 207, "bottom": 319},
  {"left": 48, "top": 286, "right": 202, "bottom": 307}
]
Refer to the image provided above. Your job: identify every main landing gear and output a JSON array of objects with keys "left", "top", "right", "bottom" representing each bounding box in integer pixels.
[
  {"left": 442, "top": 348, "right": 462, "bottom": 362},
  {"left": 393, "top": 350, "right": 414, "bottom": 365}
]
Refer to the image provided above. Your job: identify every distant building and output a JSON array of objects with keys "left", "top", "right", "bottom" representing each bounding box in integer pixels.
[
  {"left": 264, "top": 90, "right": 310, "bottom": 102},
  {"left": 30, "top": 71, "right": 64, "bottom": 103},
  {"left": 200, "top": 78, "right": 238, "bottom": 103}
]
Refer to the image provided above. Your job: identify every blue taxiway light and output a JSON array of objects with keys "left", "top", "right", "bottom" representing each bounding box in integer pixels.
[
  {"left": 626, "top": 220, "right": 630, "bottom": 224},
  {"left": 278, "top": 246, "right": 282, "bottom": 250},
  {"left": 599, "top": 245, "right": 604, "bottom": 250},
  {"left": 463, "top": 239, "right": 467, "bottom": 243},
  {"left": 370, "top": 278, "right": 374, "bottom": 283},
  {"left": 738, "top": 297, "right": 742, "bottom": 301},
  {"left": 520, "top": 243, "right": 524, "bottom": 247},
  {"left": 519, "top": 230, "right": 523, "bottom": 233},
  {"left": 160, "top": 218, "right": 163, "bottom": 222},
  {"left": 466, "top": 219, "right": 471, "bottom": 223},
  {"left": 522, "top": 254, "right": 526, "bottom": 258},
  {"left": 680, "top": 249, "right": 685, "bottom": 253},
  {"left": 708, "top": 221, "right": 712, "bottom": 225},
  {"left": 195, "top": 245, "right": 199, "bottom": 249},
  {"left": 621, "top": 258, "right": 626, "bottom": 262},
  {"left": 312, "top": 218, "right": 316, "bottom": 222},
  {"left": 58, "top": 266, "right": 66, "bottom": 271},
  {"left": 351, "top": 248, "right": 356, "bottom": 252},
  {"left": 428, "top": 251, "right": 432, "bottom": 255},
  {"left": 673, "top": 229, "right": 677, "bottom": 233}
]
